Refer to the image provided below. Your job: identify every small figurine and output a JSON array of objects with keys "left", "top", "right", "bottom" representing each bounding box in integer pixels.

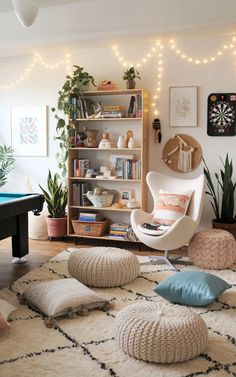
[
  {"left": 126, "top": 130, "right": 133, "bottom": 148},
  {"left": 98, "top": 132, "right": 112, "bottom": 149}
]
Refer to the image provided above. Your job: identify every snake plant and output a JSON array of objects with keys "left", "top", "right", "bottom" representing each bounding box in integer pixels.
[
  {"left": 39, "top": 170, "right": 67, "bottom": 218},
  {"left": 0, "top": 145, "right": 15, "bottom": 187},
  {"left": 203, "top": 154, "right": 236, "bottom": 223}
]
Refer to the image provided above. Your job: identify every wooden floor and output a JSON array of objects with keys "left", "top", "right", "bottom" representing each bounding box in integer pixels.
[{"left": 0, "top": 237, "right": 187, "bottom": 289}]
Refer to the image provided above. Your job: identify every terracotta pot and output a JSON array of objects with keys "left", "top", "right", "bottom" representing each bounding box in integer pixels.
[
  {"left": 126, "top": 80, "right": 136, "bottom": 89},
  {"left": 212, "top": 219, "right": 236, "bottom": 238},
  {"left": 46, "top": 216, "right": 67, "bottom": 238}
]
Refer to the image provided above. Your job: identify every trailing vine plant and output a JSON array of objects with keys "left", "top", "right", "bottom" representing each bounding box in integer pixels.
[
  {"left": 51, "top": 65, "right": 96, "bottom": 178},
  {"left": 0, "top": 145, "right": 15, "bottom": 187}
]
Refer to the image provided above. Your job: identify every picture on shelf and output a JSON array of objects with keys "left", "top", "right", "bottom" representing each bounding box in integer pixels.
[
  {"left": 109, "top": 153, "right": 134, "bottom": 177},
  {"left": 120, "top": 189, "right": 134, "bottom": 205}
]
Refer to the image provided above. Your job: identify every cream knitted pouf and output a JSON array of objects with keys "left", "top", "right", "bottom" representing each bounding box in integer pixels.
[
  {"left": 188, "top": 229, "right": 236, "bottom": 269},
  {"left": 114, "top": 302, "right": 208, "bottom": 364},
  {"left": 68, "top": 247, "right": 140, "bottom": 288}
]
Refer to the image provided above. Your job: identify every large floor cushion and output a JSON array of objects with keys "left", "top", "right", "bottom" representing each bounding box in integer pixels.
[
  {"left": 114, "top": 302, "right": 208, "bottom": 363},
  {"left": 68, "top": 247, "right": 140, "bottom": 288},
  {"left": 188, "top": 229, "right": 236, "bottom": 269}
]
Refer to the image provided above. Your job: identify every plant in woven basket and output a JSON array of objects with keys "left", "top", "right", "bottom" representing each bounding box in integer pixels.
[
  {"left": 203, "top": 154, "right": 236, "bottom": 223},
  {"left": 51, "top": 65, "right": 96, "bottom": 178},
  {"left": 0, "top": 145, "right": 15, "bottom": 187}
]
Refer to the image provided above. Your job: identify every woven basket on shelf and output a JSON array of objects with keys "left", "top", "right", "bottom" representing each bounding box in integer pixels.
[{"left": 72, "top": 218, "right": 110, "bottom": 237}]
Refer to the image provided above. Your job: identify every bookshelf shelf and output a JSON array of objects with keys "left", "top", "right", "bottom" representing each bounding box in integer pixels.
[
  {"left": 69, "top": 117, "right": 142, "bottom": 122},
  {"left": 70, "top": 205, "right": 133, "bottom": 212},
  {"left": 68, "top": 233, "right": 140, "bottom": 242},
  {"left": 69, "top": 147, "right": 141, "bottom": 151},
  {"left": 69, "top": 177, "right": 141, "bottom": 182},
  {"left": 67, "top": 89, "right": 149, "bottom": 241}
]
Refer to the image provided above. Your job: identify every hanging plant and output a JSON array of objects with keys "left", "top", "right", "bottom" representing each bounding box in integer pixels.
[
  {"left": 0, "top": 145, "right": 15, "bottom": 187},
  {"left": 51, "top": 65, "right": 96, "bottom": 178}
]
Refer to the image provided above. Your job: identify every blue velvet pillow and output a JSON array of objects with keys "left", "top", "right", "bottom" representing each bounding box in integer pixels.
[{"left": 154, "top": 270, "right": 231, "bottom": 306}]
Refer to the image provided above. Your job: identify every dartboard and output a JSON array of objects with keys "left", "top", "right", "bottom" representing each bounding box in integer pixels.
[{"left": 207, "top": 93, "right": 236, "bottom": 136}]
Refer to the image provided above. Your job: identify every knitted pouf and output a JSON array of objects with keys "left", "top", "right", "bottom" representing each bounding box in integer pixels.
[
  {"left": 188, "top": 229, "right": 236, "bottom": 269},
  {"left": 114, "top": 302, "right": 208, "bottom": 364},
  {"left": 68, "top": 247, "right": 140, "bottom": 288}
]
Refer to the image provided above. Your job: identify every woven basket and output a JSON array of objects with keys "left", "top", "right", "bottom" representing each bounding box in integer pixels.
[{"left": 72, "top": 218, "right": 110, "bottom": 237}]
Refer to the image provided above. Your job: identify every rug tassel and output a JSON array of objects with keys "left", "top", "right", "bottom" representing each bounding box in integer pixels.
[
  {"left": 77, "top": 307, "right": 89, "bottom": 317},
  {"left": 67, "top": 307, "right": 77, "bottom": 319},
  {"left": 102, "top": 302, "right": 111, "bottom": 312},
  {"left": 44, "top": 316, "right": 57, "bottom": 328},
  {"left": 19, "top": 294, "right": 27, "bottom": 305}
]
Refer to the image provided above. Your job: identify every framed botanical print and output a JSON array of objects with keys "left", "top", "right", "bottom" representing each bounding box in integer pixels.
[
  {"left": 11, "top": 106, "right": 48, "bottom": 156},
  {"left": 169, "top": 86, "right": 198, "bottom": 127}
]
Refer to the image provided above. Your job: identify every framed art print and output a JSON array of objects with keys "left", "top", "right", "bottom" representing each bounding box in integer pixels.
[
  {"left": 169, "top": 86, "right": 198, "bottom": 127},
  {"left": 11, "top": 106, "right": 48, "bottom": 156}
]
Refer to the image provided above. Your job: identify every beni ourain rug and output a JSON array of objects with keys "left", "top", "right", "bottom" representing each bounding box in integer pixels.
[{"left": 0, "top": 248, "right": 236, "bottom": 377}]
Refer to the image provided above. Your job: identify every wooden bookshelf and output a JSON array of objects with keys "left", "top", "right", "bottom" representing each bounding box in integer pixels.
[{"left": 67, "top": 89, "right": 149, "bottom": 241}]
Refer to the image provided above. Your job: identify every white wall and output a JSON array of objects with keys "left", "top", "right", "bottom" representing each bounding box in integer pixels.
[{"left": 0, "top": 31, "right": 235, "bottom": 226}]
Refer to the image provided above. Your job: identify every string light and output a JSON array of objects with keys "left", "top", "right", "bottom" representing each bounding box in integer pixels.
[
  {"left": 0, "top": 53, "right": 71, "bottom": 89},
  {"left": 111, "top": 43, "right": 164, "bottom": 117},
  {"left": 169, "top": 38, "right": 235, "bottom": 64}
]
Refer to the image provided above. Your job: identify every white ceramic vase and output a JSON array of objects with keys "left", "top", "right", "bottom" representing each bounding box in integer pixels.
[
  {"left": 128, "top": 137, "right": 136, "bottom": 149},
  {"left": 117, "top": 135, "right": 126, "bottom": 148}
]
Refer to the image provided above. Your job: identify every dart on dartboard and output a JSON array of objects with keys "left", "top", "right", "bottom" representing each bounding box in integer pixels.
[{"left": 152, "top": 118, "right": 162, "bottom": 143}]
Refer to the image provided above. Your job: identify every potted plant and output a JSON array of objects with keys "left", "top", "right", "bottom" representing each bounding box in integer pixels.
[
  {"left": 39, "top": 170, "right": 67, "bottom": 239},
  {"left": 123, "top": 66, "right": 141, "bottom": 89},
  {"left": 203, "top": 154, "right": 236, "bottom": 237},
  {"left": 0, "top": 145, "right": 15, "bottom": 187},
  {"left": 51, "top": 65, "right": 96, "bottom": 178}
]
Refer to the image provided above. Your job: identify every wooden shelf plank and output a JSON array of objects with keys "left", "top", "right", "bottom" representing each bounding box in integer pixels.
[
  {"left": 69, "top": 205, "right": 133, "bottom": 212},
  {"left": 69, "top": 147, "right": 141, "bottom": 151},
  {"left": 83, "top": 89, "right": 143, "bottom": 96},
  {"left": 68, "top": 233, "right": 140, "bottom": 242},
  {"left": 69, "top": 177, "right": 141, "bottom": 182},
  {"left": 70, "top": 117, "right": 142, "bottom": 121}
]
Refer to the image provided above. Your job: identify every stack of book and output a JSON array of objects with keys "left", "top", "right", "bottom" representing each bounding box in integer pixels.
[
  {"left": 78, "top": 212, "right": 105, "bottom": 222},
  {"left": 109, "top": 222, "right": 130, "bottom": 240},
  {"left": 72, "top": 182, "right": 91, "bottom": 206}
]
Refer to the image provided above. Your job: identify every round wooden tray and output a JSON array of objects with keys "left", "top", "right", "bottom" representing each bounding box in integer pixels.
[{"left": 162, "top": 134, "right": 202, "bottom": 173}]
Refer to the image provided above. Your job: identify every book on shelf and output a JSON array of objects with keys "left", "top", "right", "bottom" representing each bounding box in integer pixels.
[
  {"left": 109, "top": 222, "right": 130, "bottom": 239},
  {"left": 136, "top": 94, "right": 142, "bottom": 117},
  {"left": 127, "top": 94, "right": 142, "bottom": 118},
  {"left": 72, "top": 159, "right": 89, "bottom": 177},
  {"left": 78, "top": 212, "right": 105, "bottom": 222},
  {"left": 103, "top": 105, "right": 126, "bottom": 112},
  {"left": 127, "top": 95, "right": 136, "bottom": 117},
  {"left": 110, "top": 222, "right": 130, "bottom": 231},
  {"left": 72, "top": 182, "right": 91, "bottom": 206}
]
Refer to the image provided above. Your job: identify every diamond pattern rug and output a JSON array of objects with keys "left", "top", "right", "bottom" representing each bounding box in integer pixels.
[{"left": 0, "top": 248, "right": 236, "bottom": 377}]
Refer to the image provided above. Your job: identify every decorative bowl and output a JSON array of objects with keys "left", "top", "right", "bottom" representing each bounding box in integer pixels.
[{"left": 86, "top": 193, "right": 113, "bottom": 208}]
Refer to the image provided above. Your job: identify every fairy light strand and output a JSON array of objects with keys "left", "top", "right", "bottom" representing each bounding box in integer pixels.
[
  {"left": 112, "top": 41, "right": 164, "bottom": 116},
  {"left": 0, "top": 53, "right": 71, "bottom": 89},
  {"left": 169, "top": 37, "right": 236, "bottom": 64}
]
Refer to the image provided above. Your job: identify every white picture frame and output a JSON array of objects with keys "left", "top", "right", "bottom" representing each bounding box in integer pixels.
[
  {"left": 109, "top": 153, "right": 134, "bottom": 177},
  {"left": 120, "top": 189, "right": 134, "bottom": 205},
  {"left": 11, "top": 106, "right": 48, "bottom": 156},
  {"left": 169, "top": 86, "right": 198, "bottom": 127}
]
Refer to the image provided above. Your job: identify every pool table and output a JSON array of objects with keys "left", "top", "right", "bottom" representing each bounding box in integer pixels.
[{"left": 0, "top": 193, "right": 44, "bottom": 261}]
